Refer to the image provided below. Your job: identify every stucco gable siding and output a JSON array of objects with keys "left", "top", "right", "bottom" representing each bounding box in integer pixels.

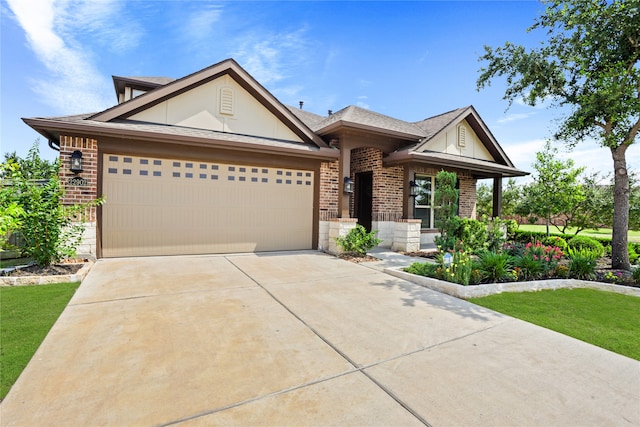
[
  {"left": 129, "top": 75, "right": 303, "bottom": 143},
  {"left": 422, "top": 119, "right": 494, "bottom": 161}
]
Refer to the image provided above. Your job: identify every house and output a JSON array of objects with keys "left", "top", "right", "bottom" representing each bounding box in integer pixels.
[{"left": 23, "top": 58, "right": 527, "bottom": 258}]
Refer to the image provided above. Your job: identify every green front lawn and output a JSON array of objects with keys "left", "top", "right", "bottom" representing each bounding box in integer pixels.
[
  {"left": 0, "top": 282, "right": 80, "bottom": 400},
  {"left": 517, "top": 224, "right": 640, "bottom": 243},
  {"left": 469, "top": 289, "right": 640, "bottom": 360}
]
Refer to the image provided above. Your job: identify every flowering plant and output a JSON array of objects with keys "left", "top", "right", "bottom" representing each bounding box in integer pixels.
[{"left": 524, "top": 241, "right": 563, "bottom": 272}]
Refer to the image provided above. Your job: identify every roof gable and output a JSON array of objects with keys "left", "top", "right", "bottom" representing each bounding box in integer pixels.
[
  {"left": 412, "top": 106, "right": 516, "bottom": 168},
  {"left": 92, "top": 59, "right": 327, "bottom": 148}
]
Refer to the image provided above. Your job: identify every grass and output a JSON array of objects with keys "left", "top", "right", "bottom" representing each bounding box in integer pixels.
[
  {"left": 469, "top": 288, "right": 640, "bottom": 361},
  {"left": 517, "top": 224, "right": 640, "bottom": 243},
  {"left": 0, "top": 282, "right": 80, "bottom": 400}
]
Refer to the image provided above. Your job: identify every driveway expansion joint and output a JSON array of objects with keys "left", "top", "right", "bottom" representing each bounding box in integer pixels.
[{"left": 225, "top": 255, "right": 431, "bottom": 426}]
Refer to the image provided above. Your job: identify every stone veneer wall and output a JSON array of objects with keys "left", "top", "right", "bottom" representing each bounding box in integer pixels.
[{"left": 59, "top": 135, "right": 99, "bottom": 256}]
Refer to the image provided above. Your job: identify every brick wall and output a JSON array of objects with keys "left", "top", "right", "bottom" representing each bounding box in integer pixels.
[
  {"left": 59, "top": 135, "right": 99, "bottom": 221},
  {"left": 350, "top": 147, "right": 404, "bottom": 221},
  {"left": 458, "top": 175, "right": 477, "bottom": 219},
  {"left": 319, "top": 160, "right": 339, "bottom": 220},
  {"left": 413, "top": 166, "right": 477, "bottom": 220}
]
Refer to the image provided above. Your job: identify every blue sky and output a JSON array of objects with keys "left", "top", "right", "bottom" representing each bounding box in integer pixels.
[{"left": 2, "top": 0, "right": 638, "bottom": 182}]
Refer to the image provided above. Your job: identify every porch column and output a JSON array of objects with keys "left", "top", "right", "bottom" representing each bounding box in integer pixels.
[
  {"left": 403, "top": 165, "right": 415, "bottom": 218},
  {"left": 338, "top": 142, "right": 352, "bottom": 218},
  {"left": 492, "top": 176, "right": 502, "bottom": 218}
]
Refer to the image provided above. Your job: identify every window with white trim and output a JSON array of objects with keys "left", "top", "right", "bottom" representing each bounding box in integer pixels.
[
  {"left": 414, "top": 174, "right": 460, "bottom": 229},
  {"left": 414, "top": 175, "right": 435, "bottom": 229}
]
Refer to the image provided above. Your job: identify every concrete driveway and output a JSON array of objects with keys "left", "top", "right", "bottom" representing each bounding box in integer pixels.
[{"left": 2, "top": 251, "right": 639, "bottom": 426}]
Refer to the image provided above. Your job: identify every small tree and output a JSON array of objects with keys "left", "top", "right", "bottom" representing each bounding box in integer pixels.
[
  {"left": 2, "top": 140, "right": 58, "bottom": 180},
  {"left": 1, "top": 153, "right": 102, "bottom": 267},
  {"left": 433, "top": 170, "right": 459, "bottom": 251},
  {"left": 517, "top": 141, "right": 585, "bottom": 236}
]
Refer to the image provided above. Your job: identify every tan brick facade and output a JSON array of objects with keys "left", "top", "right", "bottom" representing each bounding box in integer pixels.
[{"left": 59, "top": 135, "right": 99, "bottom": 221}]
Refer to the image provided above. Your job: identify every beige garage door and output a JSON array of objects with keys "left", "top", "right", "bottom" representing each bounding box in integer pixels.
[{"left": 102, "top": 154, "right": 314, "bottom": 257}]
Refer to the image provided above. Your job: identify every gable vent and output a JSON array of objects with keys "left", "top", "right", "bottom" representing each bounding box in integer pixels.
[
  {"left": 219, "top": 87, "right": 235, "bottom": 116},
  {"left": 458, "top": 125, "right": 466, "bottom": 147}
]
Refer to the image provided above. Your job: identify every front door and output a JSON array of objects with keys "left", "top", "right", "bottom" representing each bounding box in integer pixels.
[{"left": 355, "top": 171, "right": 373, "bottom": 231}]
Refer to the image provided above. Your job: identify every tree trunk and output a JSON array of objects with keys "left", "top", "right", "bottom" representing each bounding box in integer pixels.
[{"left": 611, "top": 144, "right": 630, "bottom": 270}]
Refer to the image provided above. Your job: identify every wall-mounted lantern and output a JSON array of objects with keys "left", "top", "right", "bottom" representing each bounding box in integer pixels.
[
  {"left": 409, "top": 180, "right": 419, "bottom": 197},
  {"left": 70, "top": 150, "right": 83, "bottom": 174},
  {"left": 343, "top": 176, "right": 354, "bottom": 194}
]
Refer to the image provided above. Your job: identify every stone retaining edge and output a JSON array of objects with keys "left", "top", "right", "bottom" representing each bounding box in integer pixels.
[
  {"left": 384, "top": 267, "right": 640, "bottom": 299},
  {"left": 0, "top": 261, "right": 94, "bottom": 287}
]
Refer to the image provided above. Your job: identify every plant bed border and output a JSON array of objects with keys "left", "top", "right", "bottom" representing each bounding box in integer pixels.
[
  {"left": 385, "top": 267, "right": 640, "bottom": 300},
  {"left": 0, "top": 261, "right": 94, "bottom": 287}
]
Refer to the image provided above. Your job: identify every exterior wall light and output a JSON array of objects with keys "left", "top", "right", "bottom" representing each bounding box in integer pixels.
[
  {"left": 409, "top": 180, "right": 419, "bottom": 197},
  {"left": 70, "top": 150, "right": 83, "bottom": 174},
  {"left": 343, "top": 176, "right": 354, "bottom": 194}
]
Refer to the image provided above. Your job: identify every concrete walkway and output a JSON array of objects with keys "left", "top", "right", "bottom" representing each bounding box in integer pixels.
[{"left": 1, "top": 251, "right": 638, "bottom": 426}]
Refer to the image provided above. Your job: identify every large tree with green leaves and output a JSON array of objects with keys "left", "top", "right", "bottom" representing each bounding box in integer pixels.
[{"left": 477, "top": 0, "right": 639, "bottom": 270}]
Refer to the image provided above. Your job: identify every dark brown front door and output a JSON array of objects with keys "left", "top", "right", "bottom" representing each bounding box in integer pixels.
[{"left": 355, "top": 171, "right": 373, "bottom": 231}]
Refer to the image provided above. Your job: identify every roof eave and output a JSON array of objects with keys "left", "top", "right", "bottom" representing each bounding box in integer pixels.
[
  {"left": 384, "top": 150, "right": 529, "bottom": 178},
  {"left": 22, "top": 117, "right": 339, "bottom": 162}
]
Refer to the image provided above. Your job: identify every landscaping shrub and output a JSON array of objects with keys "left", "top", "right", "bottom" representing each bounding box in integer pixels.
[
  {"left": 633, "top": 267, "right": 640, "bottom": 284},
  {"left": 405, "top": 261, "right": 439, "bottom": 277},
  {"left": 433, "top": 171, "right": 459, "bottom": 252},
  {"left": 513, "top": 255, "right": 544, "bottom": 281},
  {"left": 541, "top": 236, "right": 568, "bottom": 252},
  {"left": 476, "top": 251, "right": 512, "bottom": 282},
  {"left": 335, "top": 225, "right": 382, "bottom": 256},
  {"left": 567, "top": 235, "right": 605, "bottom": 258},
  {"left": 485, "top": 217, "right": 509, "bottom": 252},
  {"left": 455, "top": 218, "right": 487, "bottom": 253},
  {"left": 628, "top": 243, "right": 639, "bottom": 264},
  {"left": 568, "top": 248, "right": 597, "bottom": 280}
]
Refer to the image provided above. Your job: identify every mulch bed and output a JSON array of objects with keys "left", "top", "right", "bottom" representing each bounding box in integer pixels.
[
  {"left": 2, "top": 260, "right": 87, "bottom": 277},
  {"left": 339, "top": 254, "right": 380, "bottom": 263}
]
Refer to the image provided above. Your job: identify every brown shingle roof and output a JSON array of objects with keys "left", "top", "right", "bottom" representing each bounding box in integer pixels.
[
  {"left": 413, "top": 107, "right": 470, "bottom": 141},
  {"left": 312, "top": 105, "right": 425, "bottom": 138}
]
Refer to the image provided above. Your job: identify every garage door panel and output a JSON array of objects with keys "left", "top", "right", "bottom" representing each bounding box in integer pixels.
[{"left": 102, "top": 154, "right": 314, "bottom": 257}]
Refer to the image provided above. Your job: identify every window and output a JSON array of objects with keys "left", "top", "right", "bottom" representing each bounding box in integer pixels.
[
  {"left": 414, "top": 175, "right": 434, "bottom": 229},
  {"left": 414, "top": 174, "right": 460, "bottom": 229}
]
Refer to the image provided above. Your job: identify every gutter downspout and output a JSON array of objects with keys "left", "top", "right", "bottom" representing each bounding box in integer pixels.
[{"left": 48, "top": 139, "right": 60, "bottom": 152}]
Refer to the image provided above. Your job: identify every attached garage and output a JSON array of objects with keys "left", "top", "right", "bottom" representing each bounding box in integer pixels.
[{"left": 101, "top": 154, "right": 315, "bottom": 257}]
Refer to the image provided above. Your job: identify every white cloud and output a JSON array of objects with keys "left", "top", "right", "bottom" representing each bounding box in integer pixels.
[
  {"left": 6, "top": 0, "right": 125, "bottom": 114},
  {"left": 497, "top": 112, "right": 534, "bottom": 124},
  {"left": 356, "top": 101, "right": 370, "bottom": 109},
  {"left": 232, "top": 27, "right": 311, "bottom": 85},
  {"left": 183, "top": 5, "right": 223, "bottom": 41}
]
